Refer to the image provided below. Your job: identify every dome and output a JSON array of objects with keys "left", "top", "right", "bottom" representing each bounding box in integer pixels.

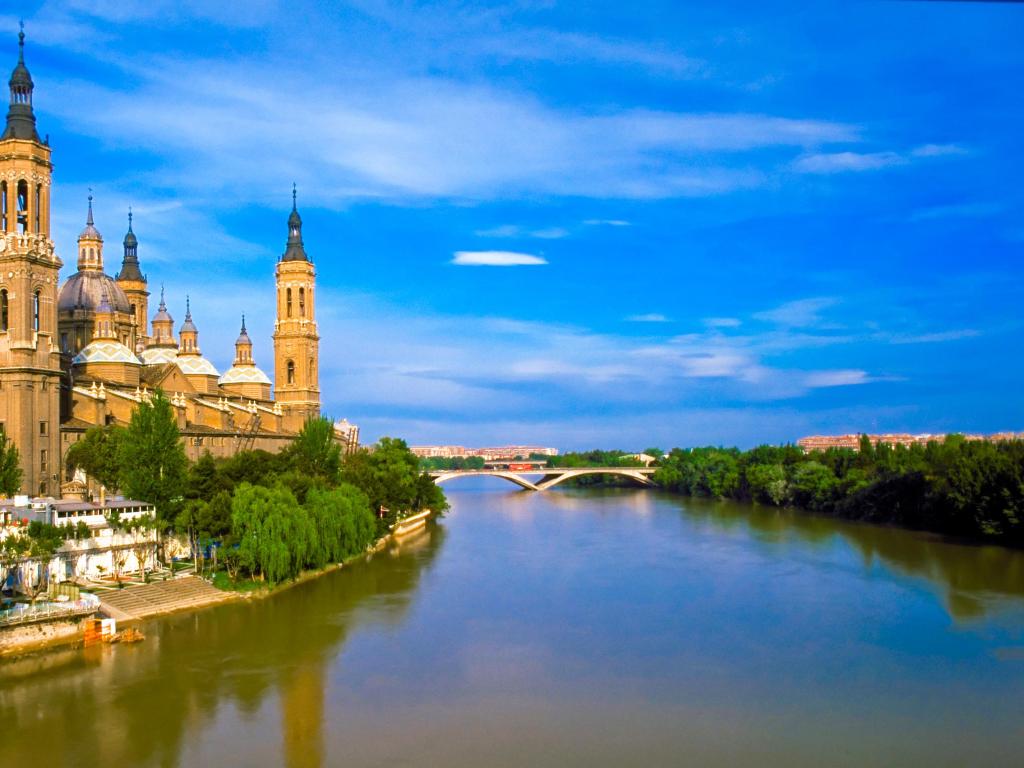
[
  {"left": 72, "top": 340, "right": 141, "bottom": 366},
  {"left": 139, "top": 347, "right": 178, "bottom": 365},
  {"left": 59, "top": 272, "right": 132, "bottom": 314},
  {"left": 219, "top": 365, "right": 271, "bottom": 386},
  {"left": 176, "top": 355, "right": 220, "bottom": 377}
]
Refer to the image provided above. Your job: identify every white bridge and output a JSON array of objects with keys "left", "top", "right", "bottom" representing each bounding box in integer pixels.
[{"left": 429, "top": 467, "right": 658, "bottom": 492}]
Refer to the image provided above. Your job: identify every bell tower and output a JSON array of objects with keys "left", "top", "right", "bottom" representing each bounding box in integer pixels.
[
  {"left": 0, "top": 25, "right": 62, "bottom": 496},
  {"left": 273, "top": 186, "right": 320, "bottom": 431},
  {"left": 116, "top": 209, "right": 148, "bottom": 351}
]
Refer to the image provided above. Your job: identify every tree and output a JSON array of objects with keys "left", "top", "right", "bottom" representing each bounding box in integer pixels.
[
  {"left": 64, "top": 425, "right": 124, "bottom": 491},
  {"left": 285, "top": 417, "right": 342, "bottom": 483},
  {"left": 231, "top": 483, "right": 312, "bottom": 583},
  {"left": 341, "top": 437, "right": 448, "bottom": 530},
  {"left": 746, "top": 463, "right": 788, "bottom": 505},
  {"left": 128, "top": 515, "right": 159, "bottom": 582},
  {"left": 305, "top": 484, "right": 375, "bottom": 566},
  {"left": 117, "top": 391, "right": 188, "bottom": 522},
  {"left": 0, "top": 433, "right": 22, "bottom": 496}
]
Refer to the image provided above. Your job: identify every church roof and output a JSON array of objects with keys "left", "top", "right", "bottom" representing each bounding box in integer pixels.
[
  {"left": 219, "top": 365, "right": 272, "bottom": 386},
  {"left": 176, "top": 355, "right": 220, "bottom": 377},
  {"left": 139, "top": 346, "right": 178, "bottom": 366},
  {"left": 59, "top": 271, "right": 132, "bottom": 314},
  {"left": 72, "top": 339, "right": 141, "bottom": 366}
]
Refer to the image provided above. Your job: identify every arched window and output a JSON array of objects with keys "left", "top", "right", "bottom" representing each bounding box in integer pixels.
[
  {"left": 34, "top": 184, "right": 41, "bottom": 233},
  {"left": 17, "top": 180, "right": 28, "bottom": 234},
  {"left": 1, "top": 181, "right": 7, "bottom": 231},
  {"left": 287, "top": 360, "right": 295, "bottom": 384},
  {"left": 33, "top": 290, "right": 40, "bottom": 332},
  {"left": 308, "top": 358, "right": 315, "bottom": 385},
  {"left": 130, "top": 304, "right": 136, "bottom": 324},
  {"left": 0, "top": 289, "right": 8, "bottom": 331},
  {"left": 299, "top": 287, "right": 305, "bottom": 317},
  {"left": 286, "top": 288, "right": 293, "bottom": 318}
]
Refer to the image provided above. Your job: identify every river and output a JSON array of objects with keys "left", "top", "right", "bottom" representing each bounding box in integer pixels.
[{"left": 3, "top": 484, "right": 1024, "bottom": 767}]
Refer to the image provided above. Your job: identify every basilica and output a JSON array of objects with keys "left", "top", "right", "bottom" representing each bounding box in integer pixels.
[{"left": 0, "top": 30, "right": 353, "bottom": 497}]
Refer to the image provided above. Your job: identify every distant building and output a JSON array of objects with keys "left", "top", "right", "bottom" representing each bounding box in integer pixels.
[
  {"left": 410, "top": 445, "right": 559, "bottom": 459},
  {"left": 797, "top": 432, "right": 1024, "bottom": 453},
  {"left": 334, "top": 419, "right": 360, "bottom": 454}
]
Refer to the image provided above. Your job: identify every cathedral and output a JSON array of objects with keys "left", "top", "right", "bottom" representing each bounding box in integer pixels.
[{"left": 0, "top": 30, "right": 350, "bottom": 498}]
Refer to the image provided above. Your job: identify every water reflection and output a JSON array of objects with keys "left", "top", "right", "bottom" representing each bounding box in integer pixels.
[
  {"left": 0, "top": 523, "right": 445, "bottom": 768},
  {"left": 673, "top": 494, "right": 1024, "bottom": 622}
]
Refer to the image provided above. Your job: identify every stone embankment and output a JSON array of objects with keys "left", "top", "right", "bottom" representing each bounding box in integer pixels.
[{"left": 98, "top": 576, "right": 239, "bottom": 621}]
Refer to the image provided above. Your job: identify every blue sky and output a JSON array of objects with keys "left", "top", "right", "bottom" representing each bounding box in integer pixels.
[{"left": 9, "top": 0, "right": 1024, "bottom": 449}]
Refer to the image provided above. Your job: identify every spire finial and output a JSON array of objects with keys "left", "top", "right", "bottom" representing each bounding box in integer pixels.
[
  {"left": 292, "top": 183, "right": 297, "bottom": 211},
  {"left": 18, "top": 21, "right": 24, "bottom": 61},
  {"left": 241, "top": 314, "right": 247, "bottom": 333},
  {"left": 128, "top": 206, "right": 133, "bottom": 232},
  {"left": 87, "top": 190, "right": 94, "bottom": 225},
  {"left": 185, "top": 294, "right": 191, "bottom": 320},
  {"left": 159, "top": 283, "right": 166, "bottom": 309}
]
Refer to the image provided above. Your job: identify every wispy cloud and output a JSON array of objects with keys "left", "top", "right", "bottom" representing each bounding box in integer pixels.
[
  {"left": 803, "top": 370, "right": 871, "bottom": 388},
  {"left": 452, "top": 251, "right": 548, "bottom": 266},
  {"left": 793, "top": 151, "right": 906, "bottom": 174},
  {"left": 583, "top": 219, "right": 631, "bottom": 227},
  {"left": 889, "top": 329, "right": 979, "bottom": 344},
  {"left": 476, "top": 224, "right": 569, "bottom": 239},
  {"left": 703, "top": 317, "right": 741, "bottom": 328},
  {"left": 793, "top": 143, "right": 968, "bottom": 175},
  {"left": 910, "top": 202, "right": 1004, "bottom": 222},
  {"left": 626, "top": 313, "right": 670, "bottom": 322},
  {"left": 753, "top": 298, "right": 839, "bottom": 328}
]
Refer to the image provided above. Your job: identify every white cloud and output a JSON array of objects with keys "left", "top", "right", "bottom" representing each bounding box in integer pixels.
[
  {"left": 911, "top": 143, "right": 968, "bottom": 158},
  {"left": 626, "top": 313, "right": 670, "bottom": 323},
  {"left": 803, "top": 370, "right": 871, "bottom": 388},
  {"left": 793, "top": 143, "right": 968, "bottom": 175},
  {"left": 792, "top": 151, "right": 906, "bottom": 174},
  {"left": 583, "top": 219, "right": 631, "bottom": 227},
  {"left": 753, "top": 297, "right": 839, "bottom": 328},
  {"left": 475, "top": 225, "right": 570, "bottom": 239},
  {"left": 451, "top": 251, "right": 548, "bottom": 266},
  {"left": 703, "top": 317, "right": 741, "bottom": 328},
  {"left": 889, "top": 329, "right": 979, "bottom": 344}
]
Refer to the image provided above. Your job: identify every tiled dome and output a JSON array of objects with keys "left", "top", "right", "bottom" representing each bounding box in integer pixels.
[
  {"left": 72, "top": 340, "right": 141, "bottom": 366},
  {"left": 139, "top": 347, "right": 178, "bottom": 365},
  {"left": 176, "top": 355, "right": 220, "bottom": 377},
  {"left": 219, "top": 365, "right": 272, "bottom": 386}
]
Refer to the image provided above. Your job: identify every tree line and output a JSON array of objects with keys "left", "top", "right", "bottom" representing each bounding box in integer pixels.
[
  {"left": 653, "top": 436, "right": 1024, "bottom": 543},
  {"left": 39, "top": 392, "right": 446, "bottom": 585}
]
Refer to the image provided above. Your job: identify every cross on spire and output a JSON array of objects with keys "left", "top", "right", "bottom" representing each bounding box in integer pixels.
[{"left": 292, "top": 182, "right": 297, "bottom": 211}]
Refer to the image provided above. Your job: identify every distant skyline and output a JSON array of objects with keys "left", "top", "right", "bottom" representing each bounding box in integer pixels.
[{"left": 9, "top": 1, "right": 1023, "bottom": 449}]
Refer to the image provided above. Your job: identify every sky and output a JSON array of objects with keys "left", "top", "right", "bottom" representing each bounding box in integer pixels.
[{"left": 6, "top": 0, "right": 1023, "bottom": 450}]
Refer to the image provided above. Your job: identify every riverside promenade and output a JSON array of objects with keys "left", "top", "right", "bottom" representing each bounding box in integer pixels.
[{"left": 97, "top": 576, "right": 239, "bottom": 622}]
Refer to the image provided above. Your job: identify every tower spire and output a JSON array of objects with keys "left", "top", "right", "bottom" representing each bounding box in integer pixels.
[
  {"left": 282, "top": 186, "right": 308, "bottom": 262},
  {"left": 4, "top": 23, "right": 39, "bottom": 141}
]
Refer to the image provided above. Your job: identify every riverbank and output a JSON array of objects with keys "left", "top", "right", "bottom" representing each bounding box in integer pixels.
[{"left": 0, "top": 511, "right": 437, "bottom": 660}]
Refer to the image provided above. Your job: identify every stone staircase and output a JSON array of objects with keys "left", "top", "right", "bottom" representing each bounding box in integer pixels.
[{"left": 98, "top": 576, "right": 238, "bottom": 621}]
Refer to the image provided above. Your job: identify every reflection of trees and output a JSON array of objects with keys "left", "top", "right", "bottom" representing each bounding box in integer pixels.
[
  {"left": 0, "top": 523, "right": 446, "bottom": 768},
  {"left": 678, "top": 496, "right": 1024, "bottom": 621}
]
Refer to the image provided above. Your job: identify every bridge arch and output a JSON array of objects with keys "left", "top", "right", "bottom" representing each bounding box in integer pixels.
[{"left": 429, "top": 467, "right": 657, "bottom": 492}]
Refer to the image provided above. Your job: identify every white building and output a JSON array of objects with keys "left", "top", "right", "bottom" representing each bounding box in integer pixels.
[{"left": 0, "top": 496, "right": 158, "bottom": 586}]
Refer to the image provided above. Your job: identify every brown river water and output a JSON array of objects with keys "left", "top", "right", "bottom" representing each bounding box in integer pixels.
[{"left": 3, "top": 483, "right": 1024, "bottom": 767}]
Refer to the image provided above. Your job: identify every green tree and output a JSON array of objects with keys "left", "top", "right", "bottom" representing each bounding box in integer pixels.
[
  {"left": 64, "top": 425, "right": 124, "bottom": 491},
  {"left": 746, "top": 463, "right": 788, "bottom": 505},
  {"left": 285, "top": 417, "right": 342, "bottom": 482},
  {"left": 231, "top": 483, "right": 312, "bottom": 583},
  {"left": 117, "top": 391, "right": 187, "bottom": 522},
  {"left": 0, "top": 433, "right": 22, "bottom": 497},
  {"left": 305, "top": 484, "right": 376, "bottom": 566}
]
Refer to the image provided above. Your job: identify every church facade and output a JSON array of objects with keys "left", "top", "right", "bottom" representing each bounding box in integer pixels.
[{"left": 0, "top": 30, "right": 345, "bottom": 498}]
